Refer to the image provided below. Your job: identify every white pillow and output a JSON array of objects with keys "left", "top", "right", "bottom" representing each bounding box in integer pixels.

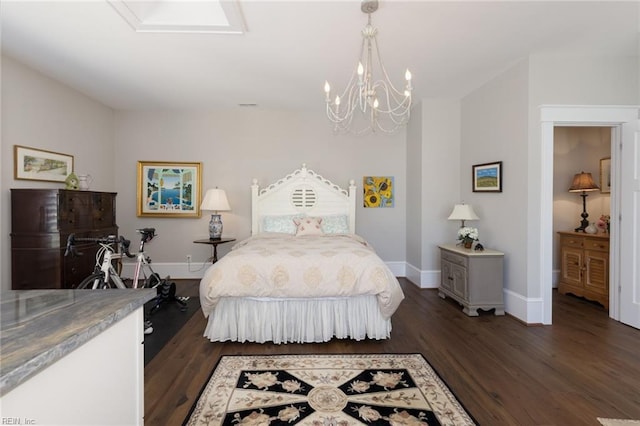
[
  {"left": 321, "top": 215, "right": 350, "bottom": 234},
  {"left": 293, "top": 217, "right": 324, "bottom": 236},
  {"left": 262, "top": 215, "right": 303, "bottom": 234}
]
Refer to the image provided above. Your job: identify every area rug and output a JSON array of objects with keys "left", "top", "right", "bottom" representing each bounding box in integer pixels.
[{"left": 183, "top": 353, "right": 476, "bottom": 426}]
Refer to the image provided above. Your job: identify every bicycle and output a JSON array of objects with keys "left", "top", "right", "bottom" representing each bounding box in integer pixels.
[
  {"left": 65, "top": 228, "right": 162, "bottom": 290},
  {"left": 65, "top": 228, "right": 187, "bottom": 319}
]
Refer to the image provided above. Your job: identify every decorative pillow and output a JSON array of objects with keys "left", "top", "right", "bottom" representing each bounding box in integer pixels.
[
  {"left": 293, "top": 217, "right": 324, "bottom": 236},
  {"left": 321, "top": 215, "right": 350, "bottom": 234},
  {"left": 262, "top": 215, "right": 303, "bottom": 234}
]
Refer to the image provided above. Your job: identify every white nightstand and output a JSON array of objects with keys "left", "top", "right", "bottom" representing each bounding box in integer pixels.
[{"left": 438, "top": 244, "right": 505, "bottom": 316}]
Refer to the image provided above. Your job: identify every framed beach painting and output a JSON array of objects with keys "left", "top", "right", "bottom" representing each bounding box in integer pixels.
[
  {"left": 472, "top": 161, "right": 502, "bottom": 192},
  {"left": 14, "top": 145, "right": 74, "bottom": 183},
  {"left": 137, "top": 161, "right": 202, "bottom": 218}
]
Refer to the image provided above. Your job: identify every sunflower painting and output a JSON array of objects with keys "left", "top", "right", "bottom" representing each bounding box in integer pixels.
[{"left": 363, "top": 176, "right": 394, "bottom": 208}]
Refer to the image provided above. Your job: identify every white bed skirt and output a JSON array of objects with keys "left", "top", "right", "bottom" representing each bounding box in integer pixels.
[{"left": 203, "top": 295, "right": 392, "bottom": 344}]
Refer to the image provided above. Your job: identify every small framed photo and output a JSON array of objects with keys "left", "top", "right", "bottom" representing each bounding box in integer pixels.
[
  {"left": 600, "top": 157, "right": 611, "bottom": 193},
  {"left": 472, "top": 161, "right": 502, "bottom": 192},
  {"left": 14, "top": 145, "right": 74, "bottom": 183},
  {"left": 137, "top": 161, "right": 202, "bottom": 218}
]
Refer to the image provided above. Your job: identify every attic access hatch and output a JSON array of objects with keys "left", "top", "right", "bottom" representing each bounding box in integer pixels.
[{"left": 107, "top": 0, "right": 245, "bottom": 34}]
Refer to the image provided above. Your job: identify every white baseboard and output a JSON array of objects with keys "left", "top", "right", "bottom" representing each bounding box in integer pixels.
[
  {"left": 120, "top": 262, "right": 210, "bottom": 280},
  {"left": 404, "top": 262, "right": 440, "bottom": 288}
]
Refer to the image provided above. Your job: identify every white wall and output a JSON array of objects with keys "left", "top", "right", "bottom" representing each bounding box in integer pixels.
[
  {"left": 1, "top": 55, "right": 115, "bottom": 292},
  {"left": 461, "top": 59, "right": 530, "bottom": 297},
  {"left": 420, "top": 99, "right": 461, "bottom": 286},
  {"left": 113, "top": 109, "right": 407, "bottom": 268},
  {"left": 405, "top": 101, "right": 422, "bottom": 281}
]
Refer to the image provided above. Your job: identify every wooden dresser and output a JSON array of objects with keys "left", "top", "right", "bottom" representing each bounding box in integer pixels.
[
  {"left": 557, "top": 231, "right": 609, "bottom": 308},
  {"left": 11, "top": 189, "right": 118, "bottom": 289}
]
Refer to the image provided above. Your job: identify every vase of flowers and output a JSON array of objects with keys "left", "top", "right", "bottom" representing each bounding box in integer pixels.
[
  {"left": 458, "top": 226, "right": 479, "bottom": 249},
  {"left": 596, "top": 215, "right": 610, "bottom": 233}
]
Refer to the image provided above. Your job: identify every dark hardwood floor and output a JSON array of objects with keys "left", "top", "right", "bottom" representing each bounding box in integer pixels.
[{"left": 144, "top": 278, "right": 640, "bottom": 425}]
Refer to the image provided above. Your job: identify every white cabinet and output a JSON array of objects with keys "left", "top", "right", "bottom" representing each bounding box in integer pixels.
[
  {"left": 1, "top": 308, "right": 145, "bottom": 425},
  {"left": 438, "top": 244, "right": 505, "bottom": 316}
]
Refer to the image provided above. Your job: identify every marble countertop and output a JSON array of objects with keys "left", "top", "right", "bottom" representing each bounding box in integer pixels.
[{"left": 0, "top": 289, "right": 155, "bottom": 396}]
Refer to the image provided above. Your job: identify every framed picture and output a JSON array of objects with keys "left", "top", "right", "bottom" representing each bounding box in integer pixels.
[
  {"left": 472, "top": 161, "right": 502, "bottom": 192},
  {"left": 363, "top": 176, "right": 394, "bottom": 207},
  {"left": 137, "top": 161, "right": 202, "bottom": 218},
  {"left": 600, "top": 157, "right": 611, "bottom": 193},
  {"left": 14, "top": 145, "right": 74, "bottom": 183}
]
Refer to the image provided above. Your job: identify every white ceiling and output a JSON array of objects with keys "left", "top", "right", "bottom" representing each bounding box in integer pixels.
[{"left": 2, "top": 1, "right": 638, "bottom": 112}]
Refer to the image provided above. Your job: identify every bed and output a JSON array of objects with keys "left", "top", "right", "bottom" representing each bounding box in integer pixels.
[{"left": 199, "top": 164, "right": 404, "bottom": 343}]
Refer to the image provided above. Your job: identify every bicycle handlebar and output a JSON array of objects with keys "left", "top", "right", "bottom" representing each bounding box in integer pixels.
[{"left": 64, "top": 234, "right": 135, "bottom": 258}]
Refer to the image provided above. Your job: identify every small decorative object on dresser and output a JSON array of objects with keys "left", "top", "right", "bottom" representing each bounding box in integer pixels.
[
  {"left": 457, "top": 226, "right": 479, "bottom": 249},
  {"left": 438, "top": 244, "right": 505, "bottom": 316},
  {"left": 557, "top": 231, "right": 609, "bottom": 309}
]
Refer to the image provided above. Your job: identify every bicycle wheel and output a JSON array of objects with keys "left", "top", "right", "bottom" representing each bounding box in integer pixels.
[{"left": 76, "top": 272, "right": 107, "bottom": 289}]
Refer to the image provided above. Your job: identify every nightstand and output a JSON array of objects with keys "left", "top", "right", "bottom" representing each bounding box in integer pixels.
[
  {"left": 193, "top": 237, "right": 236, "bottom": 263},
  {"left": 438, "top": 244, "right": 505, "bottom": 316}
]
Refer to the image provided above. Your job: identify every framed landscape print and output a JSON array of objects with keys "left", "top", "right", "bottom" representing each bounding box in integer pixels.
[
  {"left": 472, "top": 161, "right": 502, "bottom": 192},
  {"left": 14, "top": 145, "right": 74, "bottom": 183},
  {"left": 137, "top": 161, "right": 202, "bottom": 217}
]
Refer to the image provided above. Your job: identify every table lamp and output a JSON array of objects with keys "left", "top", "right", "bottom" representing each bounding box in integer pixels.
[
  {"left": 200, "top": 188, "right": 231, "bottom": 239},
  {"left": 568, "top": 171, "right": 599, "bottom": 232},
  {"left": 447, "top": 203, "right": 480, "bottom": 228}
]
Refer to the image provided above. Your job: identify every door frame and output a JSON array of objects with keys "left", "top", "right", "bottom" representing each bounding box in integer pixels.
[{"left": 539, "top": 105, "right": 637, "bottom": 324}]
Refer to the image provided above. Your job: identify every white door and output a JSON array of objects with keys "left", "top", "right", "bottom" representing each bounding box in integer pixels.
[{"left": 618, "top": 124, "right": 640, "bottom": 329}]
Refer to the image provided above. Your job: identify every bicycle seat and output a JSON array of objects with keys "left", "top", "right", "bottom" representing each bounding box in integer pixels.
[{"left": 138, "top": 228, "right": 156, "bottom": 243}]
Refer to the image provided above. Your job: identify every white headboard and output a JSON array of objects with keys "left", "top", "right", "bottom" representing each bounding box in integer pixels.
[{"left": 251, "top": 164, "right": 356, "bottom": 235}]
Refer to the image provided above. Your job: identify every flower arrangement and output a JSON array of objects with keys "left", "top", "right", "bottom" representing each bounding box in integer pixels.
[
  {"left": 458, "top": 227, "right": 479, "bottom": 247},
  {"left": 596, "top": 215, "right": 610, "bottom": 233}
]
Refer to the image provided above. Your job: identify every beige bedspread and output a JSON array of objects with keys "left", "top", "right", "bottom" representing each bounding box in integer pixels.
[{"left": 199, "top": 233, "right": 404, "bottom": 318}]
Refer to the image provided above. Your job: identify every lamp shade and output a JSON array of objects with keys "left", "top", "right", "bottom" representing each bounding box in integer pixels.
[
  {"left": 448, "top": 204, "right": 480, "bottom": 222},
  {"left": 568, "top": 172, "right": 599, "bottom": 192},
  {"left": 200, "top": 188, "right": 231, "bottom": 212}
]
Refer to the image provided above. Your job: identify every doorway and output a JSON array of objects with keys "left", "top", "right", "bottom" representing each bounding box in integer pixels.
[
  {"left": 540, "top": 105, "right": 639, "bottom": 328},
  {"left": 552, "top": 126, "right": 612, "bottom": 310}
]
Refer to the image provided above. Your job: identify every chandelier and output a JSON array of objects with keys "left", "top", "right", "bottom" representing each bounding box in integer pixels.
[{"left": 324, "top": 0, "right": 413, "bottom": 135}]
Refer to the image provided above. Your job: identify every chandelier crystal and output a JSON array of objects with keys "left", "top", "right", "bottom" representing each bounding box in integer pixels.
[{"left": 324, "top": 0, "right": 413, "bottom": 135}]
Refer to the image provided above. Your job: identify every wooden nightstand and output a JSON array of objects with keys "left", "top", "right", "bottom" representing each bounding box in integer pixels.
[
  {"left": 438, "top": 244, "right": 505, "bottom": 316},
  {"left": 193, "top": 237, "right": 236, "bottom": 263}
]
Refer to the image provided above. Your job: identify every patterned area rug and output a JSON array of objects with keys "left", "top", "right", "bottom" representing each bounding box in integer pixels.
[{"left": 184, "top": 353, "right": 475, "bottom": 425}]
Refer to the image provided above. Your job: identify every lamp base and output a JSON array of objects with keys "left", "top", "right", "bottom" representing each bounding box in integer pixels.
[
  {"left": 209, "top": 214, "right": 223, "bottom": 239},
  {"left": 574, "top": 192, "right": 590, "bottom": 233}
]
